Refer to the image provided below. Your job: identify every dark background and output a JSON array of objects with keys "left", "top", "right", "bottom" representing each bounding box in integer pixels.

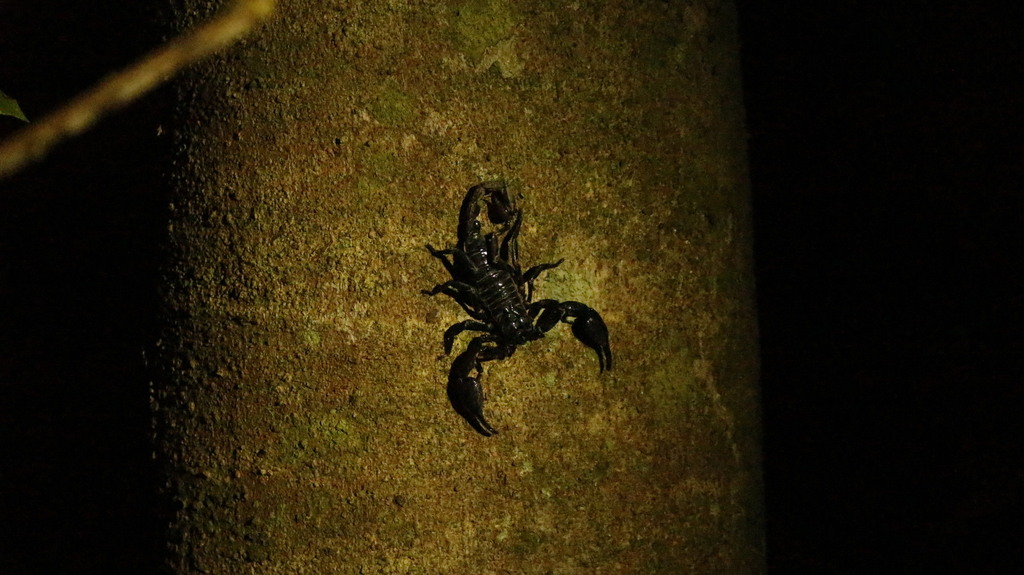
[
  {"left": 738, "top": 2, "right": 1024, "bottom": 573},
  {"left": 1, "top": 2, "right": 170, "bottom": 574},
  {"left": 2, "top": 2, "right": 1022, "bottom": 573}
]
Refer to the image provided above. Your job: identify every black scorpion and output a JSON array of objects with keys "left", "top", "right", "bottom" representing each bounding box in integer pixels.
[{"left": 423, "top": 182, "right": 612, "bottom": 436}]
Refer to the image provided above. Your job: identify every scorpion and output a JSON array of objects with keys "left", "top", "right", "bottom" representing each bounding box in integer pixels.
[{"left": 423, "top": 182, "right": 613, "bottom": 436}]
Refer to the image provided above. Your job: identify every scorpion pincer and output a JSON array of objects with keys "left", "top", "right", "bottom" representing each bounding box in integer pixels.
[{"left": 422, "top": 182, "right": 613, "bottom": 436}]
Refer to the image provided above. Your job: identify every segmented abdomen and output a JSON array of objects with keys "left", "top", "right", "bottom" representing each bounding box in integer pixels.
[{"left": 475, "top": 267, "right": 525, "bottom": 320}]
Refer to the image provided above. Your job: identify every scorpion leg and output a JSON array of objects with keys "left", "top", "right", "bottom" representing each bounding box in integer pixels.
[
  {"left": 443, "top": 320, "right": 491, "bottom": 354},
  {"left": 421, "top": 278, "right": 472, "bottom": 297},
  {"left": 422, "top": 281, "right": 488, "bottom": 321},
  {"left": 521, "top": 258, "right": 564, "bottom": 302},
  {"left": 523, "top": 259, "right": 563, "bottom": 283},
  {"left": 424, "top": 244, "right": 458, "bottom": 277},
  {"left": 491, "top": 202, "right": 562, "bottom": 301},
  {"left": 532, "top": 299, "right": 613, "bottom": 372},
  {"left": 447, "top": 337, "right": 499, "bottom": 436}
]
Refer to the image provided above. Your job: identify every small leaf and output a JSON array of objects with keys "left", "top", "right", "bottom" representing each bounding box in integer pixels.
[{"left": 0, "top": 90, "right": 29, "bottom": 122}]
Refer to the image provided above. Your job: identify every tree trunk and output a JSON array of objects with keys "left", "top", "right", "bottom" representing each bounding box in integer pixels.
[{"left": 153, "top": 1, "right": 762, "bottom": 573}]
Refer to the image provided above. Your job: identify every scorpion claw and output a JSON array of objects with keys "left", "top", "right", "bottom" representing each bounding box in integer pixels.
[
  {"left": 447, "top": 375, "right": 498, "bottom": 437},
  {"left": 571, "top": 307, "right": 613, "bottom": 372},
  {"left": 537, "top": 301, "right": 613, "bottom": 372},
  {"left": 446, "top": 339, "right": 499, "bottom": 436}
]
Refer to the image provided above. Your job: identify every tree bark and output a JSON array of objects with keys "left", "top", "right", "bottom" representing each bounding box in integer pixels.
[{"left": 153, "top": 0, "right": 763, "bottom": 572}]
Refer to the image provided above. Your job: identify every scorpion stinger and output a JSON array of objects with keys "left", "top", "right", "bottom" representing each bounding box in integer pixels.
[{"left": 423, "top": 182, "right": 614, "bottom": 436}]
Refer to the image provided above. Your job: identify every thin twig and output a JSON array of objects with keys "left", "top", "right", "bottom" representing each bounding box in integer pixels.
[{"left": 0, "top": 0, "right": 275, "bottom": 181}]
